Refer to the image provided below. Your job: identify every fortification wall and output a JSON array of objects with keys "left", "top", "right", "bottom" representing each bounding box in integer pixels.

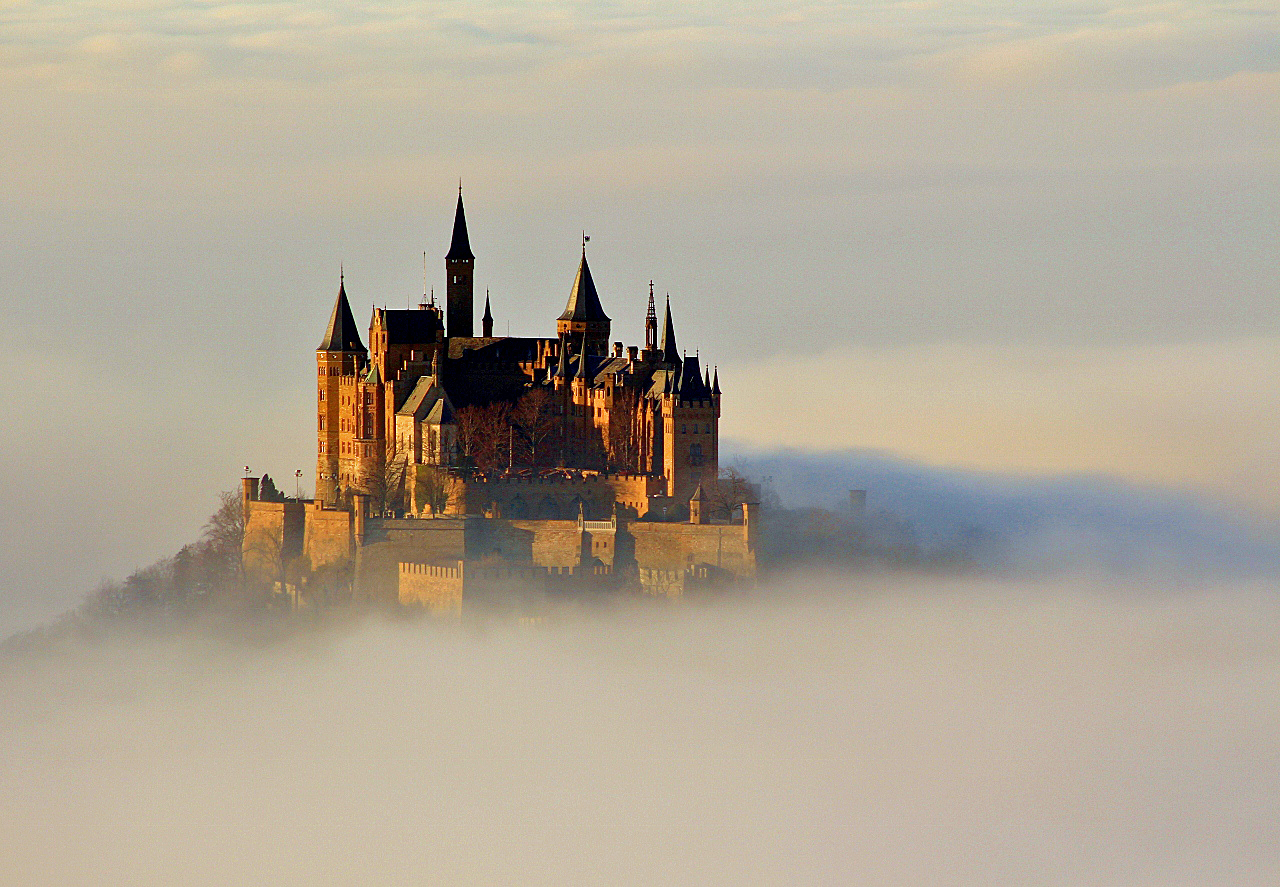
[
  {"left": 629, "top": 521, "right": 755, "bottom": 579},
  {"left": 456, "top": 473, "right": 663, "bottom": 519},
  {"left": 303, "top": 504, "right": 353, "bottom": 569},
  {"left": 465, "top": 519, "right": 584, "bottom": 567},
  {"left": 243, "top": 501, "right": 304, "bottom": 586},
  {"left": 354, "top": 518, "right": 467, "bottom": 604},
  {"left": 398, "top": 562, "right": 463, "bottom": 614}
]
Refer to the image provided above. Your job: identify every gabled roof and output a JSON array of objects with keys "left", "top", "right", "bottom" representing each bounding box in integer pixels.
[
  {"left": 446, "top": 191, "right": 473, "bottom": 262},
  {"left": 318, "top": 278, "right": 367, "bottom": 353},
  {"left": 363, "top": 362, "right": 381, "bottom": 385},
  {"left": 396, "top": 375, "right": 454, "bottom": 425},
  {"left": 559, "top": 251, "right": 610, "bottom": 323}
]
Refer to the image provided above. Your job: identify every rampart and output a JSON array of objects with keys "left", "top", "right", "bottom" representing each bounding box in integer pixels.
[{"left": 243, "top": 479, "right": 756, "bottom": 607}]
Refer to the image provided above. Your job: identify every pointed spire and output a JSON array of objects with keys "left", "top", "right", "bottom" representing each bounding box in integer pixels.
[
  {"left": 559, "top": 251, "right": 610, "bottom": 323},
  {"left": 446, "top": 188, "right": 473, "bottom": 261},
  {"left": 576, "top": 332, "right": 589, "bottom": 379},
  {"left": 482, "top": 291, "right": 493, "bottom": 323},
  {"left": 556, "top": 337, "right": 569, "bottom": 378},
  {"left": 318, "top": 272, "right": 367, "bottom": 353},
  {"left": 704, "top": 368, "right": 711, "bottom": 389},
  {"left": 645, "top": 283, "right": 658, "bottom": 351},
  {"left": 660, "top": 294, "right": 679, "bottom": 364},
  {"left": 712, "top": 367, "right": 720, "bottom": 396}
]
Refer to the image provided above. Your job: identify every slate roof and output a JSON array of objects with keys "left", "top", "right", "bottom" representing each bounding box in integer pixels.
[
  {"left": 379, "top": 308, "right": 441, "bottom": 345},
  {"left": 446, "top": 192, "right": 473, "bottom": 261},
  {"left": 559, "top": 252, "right": 610, "bottom": 323},
  {"left": 660, "top": 295, "right": 679, "bottom": 363},
  {"left": 318, "top": 279, "right": 367, "bottom": 353}
]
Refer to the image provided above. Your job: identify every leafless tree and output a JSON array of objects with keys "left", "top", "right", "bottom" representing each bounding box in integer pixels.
[
  {"left": 202, "top": 490, "right": 245, "bottom": 584},
  {"left": 512, "top": 387, "right": 562, "bottom": 474},
  {"left": 606, "top": 385, "right": 642, "bottom": 473},
  {"left": 359, "top": 456, "right": 407, "bottom": 515},
  {"left": 413, "top": 464, "right": 456, "bottom": 515},
  {"left": 706, "top": 466, "right": 757, "bottom": 520},
  {"left": 455, "top": 401, "right": 511, "bottom": 473}
]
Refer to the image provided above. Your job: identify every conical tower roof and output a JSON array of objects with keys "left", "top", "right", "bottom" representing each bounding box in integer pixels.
[
  {"left": 660, "top": 294, "right": 679, "bottom": 363},
  {"left": 559, "top": 250, "right": 610, "bottom": 323},
  {"left": 482, "top": 292, "right": 493, "bottom": 325},
  {"left": 318, "top": 275, "right": 367, "bottom": 353},
  {"left": 446, "top": 189, "right": 473, "bottom": 261}
]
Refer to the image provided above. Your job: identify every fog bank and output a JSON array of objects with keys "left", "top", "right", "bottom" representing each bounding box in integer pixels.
[{"left": 3, "top": 575, "right": 1278, "bottom": 885}]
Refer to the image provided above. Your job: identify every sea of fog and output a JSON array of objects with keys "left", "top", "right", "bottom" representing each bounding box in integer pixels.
[{"left": 2, "top": 574, "right": 1278, "bottom": 886}]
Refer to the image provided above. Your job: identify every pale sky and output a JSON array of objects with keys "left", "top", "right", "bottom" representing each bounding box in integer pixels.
[{"left": 0, "top": 0, "right": 1276, "bottom": 627}]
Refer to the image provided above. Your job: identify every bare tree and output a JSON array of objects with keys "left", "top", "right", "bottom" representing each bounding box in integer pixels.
[
  {"left": 413, "top": 464, "right": 456, "bottom": 515},
  {"left": 706, "top": 466, "right": 757, "bottom": 520},
  {"left": 512, "top": 387, "right": 562, "bottom": 474},
  {"left": 455, "top": 401, "right": 511, "bottom": 473},
  {"left": 606, "top": 385, "right": 642, "bottom": 473},
  {"left": 359, "top": 456, "right": 407, "bottom": 516},
  {"left": 202, "top": 490, "right": 246, "bottom": 584}
]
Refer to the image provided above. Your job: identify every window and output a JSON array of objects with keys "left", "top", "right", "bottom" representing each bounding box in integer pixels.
[
  {"left": 319, "top": 416, "right": 326, "bottom": 431},
  {"left": 681, "top": 424, "right": 686, "bottom": 434},
  {"left": 692, "top": 423, "right": 698, "bottom": 434},
  {"left": 319, "top": 389, "right": 326, "bottom": 401},
  {"left": 705, "top": 423, "right": 711, "bottom": 434},
  {"left": 689, "top": 443, "right": 704, "bottom": 467}
]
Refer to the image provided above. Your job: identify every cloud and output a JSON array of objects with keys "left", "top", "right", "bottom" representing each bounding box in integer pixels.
[{"left": 721, "top": 338, "right": 1280, "bottom": 513}]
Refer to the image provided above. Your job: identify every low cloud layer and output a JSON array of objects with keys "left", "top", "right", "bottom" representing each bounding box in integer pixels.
[{"left": 3, "top": 576, "right": 1279, "bottom": 885}]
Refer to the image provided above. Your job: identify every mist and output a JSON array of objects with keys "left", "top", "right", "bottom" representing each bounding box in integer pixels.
[{"left": 3, "top": 575, "right": 1278, "bottom": 885}]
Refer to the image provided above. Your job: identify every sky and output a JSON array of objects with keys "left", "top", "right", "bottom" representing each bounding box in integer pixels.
[{"left": 0, "top": 0, "right": 1277, "bottom": 628}]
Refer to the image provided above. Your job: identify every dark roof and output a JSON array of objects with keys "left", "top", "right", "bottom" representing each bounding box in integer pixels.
[
  {"left": 559, "top": 252, "right": 610, "bottom": 323},
  {"left": 379, "top": 308, "right": 442, "bottom": 345},
  {"left": 660, "top": 295, "right": 679, "bottom": 363},
  {"left": 679, "top": 354, "right": 711, "bottom": 399},
  {"left": 482, "top": 294, "right": 493, "bottom": 323},
  {"left": 318, "top": 278, "right": 367, "bottom": 353},
  {"left": 446, "top": 192, "right": 473, "bottom": 261}
]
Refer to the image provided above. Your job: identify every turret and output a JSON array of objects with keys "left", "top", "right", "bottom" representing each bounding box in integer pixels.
[
  {"left": 557, "top": 243, "right": 611, "bottom": 355},
  {"left": 316, "top": 272, "right": 367, "bottom": 505},
  {"left": 481, "top": 291, "right": 494, "bottom": 338},
  {"left": 445, "top": 186, "right": 474, "bottom": 338}
]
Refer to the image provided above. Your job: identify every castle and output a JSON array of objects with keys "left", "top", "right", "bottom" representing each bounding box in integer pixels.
[{"left": 244, "top": 190, "right": 756, "bottom": 611}]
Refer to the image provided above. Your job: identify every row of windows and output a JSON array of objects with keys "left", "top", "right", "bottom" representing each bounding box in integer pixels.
[{"left": 681, "top": 423, "right": 713, "bottom": 435}]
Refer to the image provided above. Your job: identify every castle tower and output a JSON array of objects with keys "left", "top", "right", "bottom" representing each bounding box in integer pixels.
[
  {"left": 481, "top": 291, "right": 493, "bottom": 338},
  {"left": 316, "top": 273, "right": 367, "bottom": 505},
  {"left": 445, "top": 187, "right": 474, "bottom": 338},
  {"left": 557, "top": 245, "right": 610, "bottom": 355}
]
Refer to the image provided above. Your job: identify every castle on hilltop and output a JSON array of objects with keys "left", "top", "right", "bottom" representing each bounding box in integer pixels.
[
  {"left": 317, "top": 188, "right": 721, "bottom": 516},
  {"left": 243, "top": 190, "right": 756, "bottom": 611}
]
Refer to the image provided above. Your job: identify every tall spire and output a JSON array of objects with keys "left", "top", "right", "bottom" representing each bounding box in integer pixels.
[
  {"left": 446, "top": 188, "right": 473, "bottom": 261},
  {"left": 318, "top": 272, "right": 367, "bottom": 353},
  {"left": 645, "top": 282, "right": 657, "bottom": 351},
  {"left": 481, "top": 290, "right": 494, "bottom": 337},
  {"left": 660, "top": 294, "right": 679, "bottom": 364},
  {"left": 712, "top": 367, "right": 720, "bottom": 396}
]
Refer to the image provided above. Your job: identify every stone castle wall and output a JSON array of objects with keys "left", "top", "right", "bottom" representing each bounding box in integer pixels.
[{"left": 244, "top": 490, "right": 756, "bottom": 606}]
